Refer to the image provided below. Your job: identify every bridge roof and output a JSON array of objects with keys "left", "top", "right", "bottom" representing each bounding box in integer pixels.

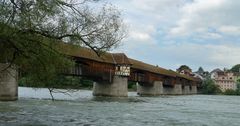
[
  {"left": 60, "top": 43, "right": 131, "bottom": 65},
  {"left": 129, "top": 58, "right": 195, "bottom": 81},
  {"left": 60, "top": 43, "right": 196, "bottom": 81},
  {"left": 129, "top": 58, "right": 177, "bottom": 77}
]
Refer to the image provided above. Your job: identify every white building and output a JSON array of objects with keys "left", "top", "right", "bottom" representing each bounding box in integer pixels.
[{"left": 211, "top": 70, "right": 237, "bottom": 92}]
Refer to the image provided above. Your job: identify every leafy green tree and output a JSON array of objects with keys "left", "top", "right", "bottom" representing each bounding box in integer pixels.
[
  {"left": 230, "top": 64, "right": 240, "bottom": 73},
  {"left": 0, "top": 0, "right": 125, "bottom": 100},
  {"left": 0, "top": 1, "right": 125, "bottom": 80},
  {"left": 235, "top": 79, "right": 240, "bottom": 95},
  {"left": 202, "top": 77, "right": 221, "bottom": 94},
  {"left": 236, "top": 79, "right": 240, "bottom": 88},
  {"left": 177, "top": 65, "right": 192, "bottom": 73},
  {"left": 224, "top": 89, "right": 237, "bottom": 95}
]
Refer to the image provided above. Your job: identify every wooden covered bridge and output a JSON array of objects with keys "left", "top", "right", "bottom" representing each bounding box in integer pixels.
[
  {"left": 0, "top": 44, "right": 202, "bottom": 101},
  {"left": 61, "top": 44, "right": 202, "bottom": 96}
]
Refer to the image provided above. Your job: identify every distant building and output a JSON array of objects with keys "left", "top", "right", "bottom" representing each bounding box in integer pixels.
[
  {"left": 176, "top": 65, "right": 193, "bottom": 76},
  {"left": 179, "top": 69, "right": 193, "bottom": 76},
  {"left": 192, "top": 73, "right": 203, "bottom": 80},
  {"left": 210, "top": 68, "right": 222, "bottom": 79},
  {"left": 193, "top": 67, "right": 210, "bottom": 80},
  {"left": 211, "top": 69, "right": 237, "bottom": 92}
]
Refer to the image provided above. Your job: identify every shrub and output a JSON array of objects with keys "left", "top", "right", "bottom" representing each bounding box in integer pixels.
[
  {"left": 202, "top": 77, "right": 222, "bottom": 94},
  {"left": 224, "top": 89, "right": 237, "bottom": 95}
]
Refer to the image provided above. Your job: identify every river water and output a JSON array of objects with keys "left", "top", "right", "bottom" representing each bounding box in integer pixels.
[{"left": 0, "top": 87, "right": 240, "bottom": 126}]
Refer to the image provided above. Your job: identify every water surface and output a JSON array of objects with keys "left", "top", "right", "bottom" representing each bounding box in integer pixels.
[{"left": 0, "top": 87, "right": 240, "bottom": 126}]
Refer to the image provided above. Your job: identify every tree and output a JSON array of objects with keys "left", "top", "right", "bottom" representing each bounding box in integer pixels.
[
  {"left": 0, "top": 0, "right": 126, "bottom": 100},
  {"left": 224, "top": 89, "right": 236, "bottom": 95},
  {"left": 0, "top": 0, "right": 125, "bottom": 78},
  {"left": 237, "top": 79, "right": 240, "bottom": 89},
  {"left": 177, "top": 65, "right": 192, "bottom": 72},
  {"left": 202, "top": 77, "right": 221, "bottom": 94},
  {"left": 230, "top": 64, "right": 240, "bottom": 73}
]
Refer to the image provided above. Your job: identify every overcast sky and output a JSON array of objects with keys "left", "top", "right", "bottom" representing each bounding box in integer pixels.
[{"left": 102, "top": 0, "right": 240, "bottom": 72}]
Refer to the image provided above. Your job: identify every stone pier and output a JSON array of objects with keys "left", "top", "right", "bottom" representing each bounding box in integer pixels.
[
  {"left": 137, "top": 81, "right": 163, "bottom": 96},
  {"left": 190, "top": 85, "right": 197, "bottom": 94},
  {"left": 0, "top": 63, "right": 18, "bottom": 101},
  {"left": 183, "top": 85, "right": 190, "bottom": 95},
  {"left": 93, "top": 76, "right": 128, "bottom": 97},
  {"left": 173, "top": 84, "right": 182, "bottom": 95},
  {"left": 163, "top": 84, "right": 182, "bottom": 95}
]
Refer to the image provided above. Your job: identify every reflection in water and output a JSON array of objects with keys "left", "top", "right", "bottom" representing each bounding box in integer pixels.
[
  {"left": 92, "top": 97, "right": 146, "bottom": 103},
  {"left": 0, "top": 87, "right": 240, "bottom": 126}
]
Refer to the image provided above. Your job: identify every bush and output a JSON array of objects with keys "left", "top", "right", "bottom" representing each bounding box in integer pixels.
[
  {"left": 202, "top": 78, "right": 222, "bottom": 94},
  {"left": 18, "top": 75, "right": 83, "bottom": 89},
  {"left": 80, "top": 79, "right": 93, "bottom": 88},
  {"left": 128, "top": 81, "right": 137, "bottom": 90},
  {"left": 18, "top": 77, "right": 29, "bottom": 87},
  {"left": 224, "top": 89, "right": 237, "bottom": 95}
]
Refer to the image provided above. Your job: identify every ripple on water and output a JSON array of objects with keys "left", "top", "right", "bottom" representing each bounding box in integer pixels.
[
  {"left": 1, "top": 88, "right": 240, "bottom": 126},
  {"left": 91, "top": 96, "right": 146, "bottom": 103}
]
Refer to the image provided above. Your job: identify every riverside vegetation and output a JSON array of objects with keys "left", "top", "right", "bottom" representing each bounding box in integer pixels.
[
  {"left": 19, "top": 75, "right": 240, "bottom": 96},
  {"left": 0, "top": 0, "right": 126, "bottom": 99},
  {"left": 19, "top": 76, "right": 137, "bottom": 91},
  {"left": 201, "top": 77, "right": 240, "bottom": 96}
]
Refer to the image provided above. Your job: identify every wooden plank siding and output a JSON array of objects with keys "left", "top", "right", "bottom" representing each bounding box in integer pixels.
[
  {"left": 63, "top": 57, "right": 116, "bottom": 83},
  {"left": 80, "top": 59, "right": 115, "bottom": 83},
  {"left": 128, "top": 68, "right": 198, "bottom": 88},
  {"left": 129, "top": 68, "right": 176, "bottom": 87}
]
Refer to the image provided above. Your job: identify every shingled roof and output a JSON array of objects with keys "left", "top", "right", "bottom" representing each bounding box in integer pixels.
[
  {"left": 111, "top": 53, "right": 131, "bottom": 65},
  {"left": 129, "top": 58, "right": 195, "bottom": 81},
  {"left": 129, "top": 58, "right": 178, "bottom": 77},
  {"left": 59, "top": 43, "right": 195, "bottom": 81},
  {"left": 59, "top": 43, "right": 131, "bottom": 65}
]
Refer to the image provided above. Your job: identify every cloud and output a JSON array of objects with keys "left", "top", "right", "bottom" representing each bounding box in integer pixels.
[
  {"left": 219, "top": 26, "right": 240, "bottom": 36},
  {"left": 169, "top": 0, "right": 240, "bottom": 37},
  {"left": 149, "top": 43, "right": 240, "bottom": 71},
  {"left": 200, "top": 32, "right": 222, "bottom": 39},
  {"left": 131, "top": 0, "right": 184, "bottom": 12},
  {"left": 107, "top": 0, "right": 240, "bottom": 71},
  {"left": 129, "top": 31, "right": 151, "bottom": 42}
]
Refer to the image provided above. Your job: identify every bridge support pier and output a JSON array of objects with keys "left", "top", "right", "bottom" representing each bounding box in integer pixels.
[
  {"left": 93, "top": 76, "right": 128, "bottom": 97},
  {"left": 163, "top": 84, "right": 182, "bottom": 95},
  {"left": 137, "top": 81, "right": 163, "bottom": 96},
  {"left": 173, "top": 84, "right": 182, "bottom": 95},
  {"left": 183, "top": 85, "right": 190, "bottom": 95},
  {"left": 190, "top": 85, "right": 197, "bottom": 94},
  {"left": 0, "top": 63, "right": 18, "bottom": 101}
]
